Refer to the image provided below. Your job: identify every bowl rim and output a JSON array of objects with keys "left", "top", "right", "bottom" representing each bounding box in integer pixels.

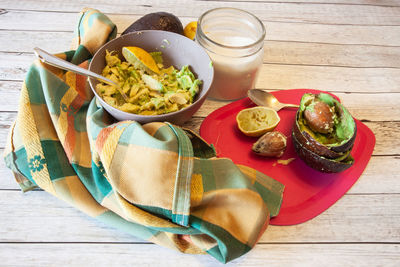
[{"left": 88, "top": 30, "right": 214, "bottom": 119}]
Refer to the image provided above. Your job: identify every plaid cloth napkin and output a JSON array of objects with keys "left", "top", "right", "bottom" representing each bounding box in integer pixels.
[{"left": 3, "top": 8, "right": 284, "bottom": 263}]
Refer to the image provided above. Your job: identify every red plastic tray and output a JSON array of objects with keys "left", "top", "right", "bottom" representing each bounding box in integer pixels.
[{"left": 200, "top": 89, "right": 375, "bottom": 225}]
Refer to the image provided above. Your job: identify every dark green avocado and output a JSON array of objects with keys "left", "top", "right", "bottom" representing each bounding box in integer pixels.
[
  {"left": 292, "top": 93, "right": 357, "bottom": 173},
  {"left": 122, "top": 12, "right": 184, "bottom": 36}
]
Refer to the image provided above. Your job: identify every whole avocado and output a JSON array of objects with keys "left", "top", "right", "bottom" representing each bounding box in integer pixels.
[{"left": 122, "top": 12, "right": 184, "bottom": 35}]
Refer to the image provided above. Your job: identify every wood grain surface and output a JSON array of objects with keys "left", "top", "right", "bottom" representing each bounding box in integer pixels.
[{"left": 0, "top": 1, "right": 399, "bottom": 266}]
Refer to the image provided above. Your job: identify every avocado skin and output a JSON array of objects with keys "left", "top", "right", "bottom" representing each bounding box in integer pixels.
[
  {"left": 122, "top": 12, "right": 184, "bottom": 35},
  {"left": 330, "top": 122, "right": 357, "bottom": 153},
  {"left": 292, "top": 131, "right": 354, "bottom": 173},
  {"left": 292, "top": 93, "right": 357, "bottom": 173}
]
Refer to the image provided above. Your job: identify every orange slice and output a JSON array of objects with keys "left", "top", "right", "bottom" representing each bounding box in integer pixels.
[
  {"left": 236, "top": 106, "right": 280, "bottom": 137},
  {"left": 122, "top": 46, "right": 160, "bottom": 74},
  {"left": 184, "top": 21, "right": 197, "bottom": 40}
]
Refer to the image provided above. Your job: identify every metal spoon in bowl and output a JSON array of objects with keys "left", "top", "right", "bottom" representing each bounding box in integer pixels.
[
  {"left": 247, "top": 89, "right": 299, "bottom": 112},
  {"left": 33, "top": 47, "right": 129, "bottom": 102}
]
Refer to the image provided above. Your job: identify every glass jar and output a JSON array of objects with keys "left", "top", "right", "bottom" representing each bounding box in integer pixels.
[{"left": 196, "top": 8, "right": 265, "bottom": 100}]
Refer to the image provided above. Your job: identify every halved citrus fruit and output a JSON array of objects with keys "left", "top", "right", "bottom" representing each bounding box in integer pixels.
[
  {"left": 184, "top": 21, "right": 197, "bottom": 40},
  {"left": 122, "top": 46, "right": 160, "bottom": 74},
  {"left": 236, "top": 106, "right": 280, "bottom": 137}
]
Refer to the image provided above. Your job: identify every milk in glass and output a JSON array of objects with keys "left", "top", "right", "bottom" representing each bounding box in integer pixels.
[{"left": 196, "top": 8, "right": 265, "bottom": 100}]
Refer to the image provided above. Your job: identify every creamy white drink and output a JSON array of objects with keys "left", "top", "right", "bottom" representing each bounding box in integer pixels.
[
  {"left": 196, "top": 8, "right": 266, "bottom": 101},
  {"left": 206, "top": 36, "right": 263, "bottom": 100}
]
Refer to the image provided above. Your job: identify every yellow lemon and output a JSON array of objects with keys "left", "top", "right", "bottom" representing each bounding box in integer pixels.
[
  {"left": 236, "top": 106, "right": 280, "bottom": 137},
  {"left": 184, "top": 21, "right": 197, "bottom": 40},
  {"left": 122, "top": 46, "right": 160, "bottom": 74}
]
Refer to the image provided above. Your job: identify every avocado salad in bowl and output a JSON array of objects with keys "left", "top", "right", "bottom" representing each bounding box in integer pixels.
[
  {"left": 96, "top": 48, "right": 202, "bottom": 116},
  {"left": 88, "top": 30, "right": 214, "bottom": 125}
]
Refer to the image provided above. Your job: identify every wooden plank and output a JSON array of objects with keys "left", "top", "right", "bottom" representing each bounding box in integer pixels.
[
  {"left": 265, "top": 193, "right": 400, "bottom": 243},
  {"left": 264, "top": 41, "right": 400, "bottom": 68},
  {"left": 0, "top": 190, "right": 143, "bottom": 243},
  {"left": 255, "top": 64, "right": 400, "bottom": 93},
  {"left": 2, "top": 10, "right": 400, "bottom": 46},
  {"left": 0, "top": 32, "right": 72, "bottom": 55},
  {"left": 2, "top": 0, "right": 400, "bottom": 8},
  {"left": 335, "top": 93, "right": 400, "bottom": 121},
  {"left": 3, "top": 22, "right": 400, "bottom": 67},
  {"left": 0, "top": 153, "right": 19, "bottom": 190},
  {"left": 1, "top": 146, "right": 399, "bottom": 194},
  {"left": 1, "top": 23, "right": 400, "bottom": 50},
  {"left": 0, "top": 11, "right": 161, "bottom": 33},
  {"left": 0, "top": 112, "right": 398, "bottom": 154},
  {"left": 0, "top": 53, "right": 33, "bottom": 82},
  {"left": 347, "top": 156, "right": 400, "bottom": 193},
  {"left": 184, "top": 118, "right": 400, "bottom": 155},
  {"left": 0, "top": 243, "right": 398, "bottom": 266},
  {"left": 0, "top": 191, "right": 399, "bottom": 243},
  {"left": 194, "top": 93, "right": 400, "bottom": 121},
  {"left": 2, "top": 0, "right": 400, "bottom": 26},
  {"left": 0, "top": 81, "right": 21, "bottom": 111},
  {"left": 2, "top": 80, "right": 400, "bottom": 120},
  {"left": 203, "top": 0, "right": 400, "bottom": 6},
  {"left": 0, "top": 10, "right": 81, "bottom": 32},
  {"left": 1, "top": 11, "right": 172, "bottom": 32},
  {"left": 0, "top": 112, "right": 16, "bottom": 136},
  {"left": 2, "top": 53, "right": 400, "bottom": 94}
]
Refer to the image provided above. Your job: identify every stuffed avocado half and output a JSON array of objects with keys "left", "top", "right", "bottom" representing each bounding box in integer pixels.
[{"left": 292, "top": 93, "right": 357, "bottom": 173}]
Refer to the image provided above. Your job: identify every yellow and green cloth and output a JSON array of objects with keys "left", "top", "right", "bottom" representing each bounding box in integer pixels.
[{"left": 3, "top": 8, "right": 284, "bottom": 263}]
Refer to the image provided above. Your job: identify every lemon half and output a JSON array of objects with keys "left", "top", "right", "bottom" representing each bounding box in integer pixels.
[
  {"left": 122, "top": 46, "right": 160, "bottom": 74},
  {"left": 236, "top": 106, "right": 280, "bottom": 137}
]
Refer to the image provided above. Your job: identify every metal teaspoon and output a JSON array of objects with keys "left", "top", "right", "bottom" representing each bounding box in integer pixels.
[
  {"left": 248, "top": 89, "right": 299, "bottom": 112},
  {"left": 33, "top": 47, "right": 129, "bottom": 101}
]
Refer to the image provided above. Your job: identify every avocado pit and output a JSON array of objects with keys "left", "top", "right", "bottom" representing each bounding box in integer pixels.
[
  {"left": 252, "top": 131, "right": 287, "bottom": 157},
  {"left": 304, "top": 101, "right": 334, "bottom": 134}
]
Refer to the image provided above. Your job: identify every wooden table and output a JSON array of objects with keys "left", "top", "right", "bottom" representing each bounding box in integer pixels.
[{"left": 1, "top": 1, "right": 399, "bottom": 266}]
